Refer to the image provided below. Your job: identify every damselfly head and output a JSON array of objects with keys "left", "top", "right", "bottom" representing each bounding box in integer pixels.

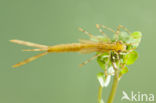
[{"left": 115, "top": 41, "right": 127, "bottom": 52}]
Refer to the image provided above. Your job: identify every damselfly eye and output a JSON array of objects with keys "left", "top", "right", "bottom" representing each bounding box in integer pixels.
[{"left": 118, "top": 50, "right": 121, "bottom": 52}]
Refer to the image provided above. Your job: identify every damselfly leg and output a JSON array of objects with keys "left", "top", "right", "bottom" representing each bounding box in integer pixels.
[
  {"left": 80, "top": 53, "right": 102, "bottom": 67},
  {"left": 115, "top": 25, "right": 131, "bottom": 41}
]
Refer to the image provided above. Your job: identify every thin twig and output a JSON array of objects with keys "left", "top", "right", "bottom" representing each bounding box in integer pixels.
[
  {"left": 98, "top": 86, "right": 103, "bottom": 103},
  {"left": 107, "top": 61, "right": 119, "bottom": 103}
]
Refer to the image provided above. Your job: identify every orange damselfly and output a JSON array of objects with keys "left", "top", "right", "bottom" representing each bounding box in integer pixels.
[{"left": 10, "top": 24, "right": 130, "bottom": 68}]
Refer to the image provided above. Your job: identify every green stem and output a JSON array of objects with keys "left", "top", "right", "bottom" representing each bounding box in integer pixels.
[
  {"left": 98, "top": 86, "right": 103, "bottom": 103},
  {"left": 107, "top": 63, "right": 119, "bottom": 103}
]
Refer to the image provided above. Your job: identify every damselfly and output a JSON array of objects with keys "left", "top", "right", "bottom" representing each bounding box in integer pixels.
[{"left": 10, "top": 24, "right": 131, "bottom": 68}]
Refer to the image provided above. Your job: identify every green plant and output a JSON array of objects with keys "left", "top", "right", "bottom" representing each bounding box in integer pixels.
[{"left": 96, "top": 31, "right": 142, "bottom": 103}]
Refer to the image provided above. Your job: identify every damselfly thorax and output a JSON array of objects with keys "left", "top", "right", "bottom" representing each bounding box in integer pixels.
[{"left": 47, "top": 42, "right": 126, "bottom": 53}]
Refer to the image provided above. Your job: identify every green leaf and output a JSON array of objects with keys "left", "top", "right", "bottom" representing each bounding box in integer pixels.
[
  {"left": 120, "top": 66, "right": 128, "bottom": 74},
  {"left": 131, "top": 32, "right": 142, "bottom": 39},
  {"left": 97, "top": 72, "right": 111, "bottom": 87},
  {"left": 119, "top": 66, "right": 128, "bottom": 78},
  {"left": 99, "top": 99, "right": 104, "bottom": 103},
  {"left": 126, "top": 44, "right": 133, "bottom": 51},
  {"left": 97, "top": 52, "right": 110, "bottom": 70},
  {"left": 108, "top": 66, "right": 114, "bottom": 75},
  {"left": 125, "top": 51, "right": 138, "bottom": 65},
  {"left": 127, "top": 32, "right": 142, "bottom": 48},
  {"left": 97, "top": 72, "right": 105, "bottom": 87},
  {"left": 118, "top": 31, "right": 130, "bottom": 42}
]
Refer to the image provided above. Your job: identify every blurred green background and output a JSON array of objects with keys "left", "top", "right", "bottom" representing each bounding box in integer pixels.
[{"left": 0, "top": 0, "right": 155, "bottom": 103}]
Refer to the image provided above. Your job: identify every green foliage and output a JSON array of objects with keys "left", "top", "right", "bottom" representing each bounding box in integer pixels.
[
  {"left": 131, "top": 31, "right": 142, "bottom": 39},
  {"left": 97, "top": 72, "right": 111, "bottom": 87},
  {"left": 129, "top": 32, "right": 142, "bottom": 48},
  {"left": 119, "top": 66, "right": 128, "bottom": 78},
  {"left": 96, "top": 31, "right": 142, "bottom": 83},
  {"left": 94, "top": 27, "right": 142, "bottom": 103},
  {"left": 97, "top": 72, "right": 105, "bottom": 87},
  {"left": 97, "top": 52, "right": 110, "bottom": 70},
  {"left": 99, "top": 99, "right": 104, "bottom": 103},
  {"left": 118, "top": 32, "right": 130, "bottom": 42},
  {"left": 117, "top": 31, "right": 142, "bottom": 49},
  {"left": 120, "top": 66, "right": 128, "bottom": 74},
  {"left": 94, "top": 28, "right": 142, "bottom": 103},
  {"left": 125, "top": 51, "right": 138, "bottom": 65}
]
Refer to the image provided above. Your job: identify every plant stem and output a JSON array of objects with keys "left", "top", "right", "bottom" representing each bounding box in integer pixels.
[
  {"left": 107, "top": 62, "right": 119, "bottom": 103},
  {"left": 98, "top": 86, "right": 103, "bottom": 103}
]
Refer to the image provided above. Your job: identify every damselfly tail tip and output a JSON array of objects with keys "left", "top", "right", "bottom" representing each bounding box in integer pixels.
[
  {"left": 12, "top": 52, "right": 48, "bottom": 68},
  {"left": 12, "top": 64, "right": 20, "bottom": 68},
  {"left": 10, "top": 39, "right": 16, "bottom": 42},
  {"left": 22, "top": 49, "right": 35, "bottom": 51},
  {"left": 79, "top": 64, "right": 84, "bottom": 67},
  {"left": 22, "top": 49, "right": 30, "bottom": 51},
  {"left": 12, "top": 61, "right": 27, "bottom": 68},
  {"left": 10, "top": 39, "right": 20, "bottom": 44}
]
